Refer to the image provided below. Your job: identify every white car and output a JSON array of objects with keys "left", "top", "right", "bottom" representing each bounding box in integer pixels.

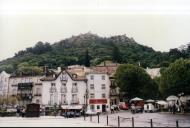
[
  {"left": 85, "top": 110, "right": 98, "bottom": 115},
  {"left": 144, "top": 103, "right": 157, "bottom": 113}
]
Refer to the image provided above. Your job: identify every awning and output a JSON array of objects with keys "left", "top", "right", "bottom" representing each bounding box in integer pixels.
[
  {"left": 146, "top": 99, "right": 155, "bottom": 103},
  {"left": 130, "top": 97, "right": 143, "bottom": 102},
  {"left": 166, "top": 95, "right": 178, "bottom": 101},
  {"left": 61, "top": 105, "right": 83, "bottom": 110},
  {"left": 156, "top": 100, "right": 168, "bottom": 105}
]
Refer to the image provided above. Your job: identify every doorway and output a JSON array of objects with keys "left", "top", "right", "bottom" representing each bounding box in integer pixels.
[{"left": 102, "top": 105, "right": 106, "bottom": 112}]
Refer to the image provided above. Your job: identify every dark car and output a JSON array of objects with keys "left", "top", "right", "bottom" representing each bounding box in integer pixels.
[{"left": 62, "top": 111, "right": 75, "bottom": 118}]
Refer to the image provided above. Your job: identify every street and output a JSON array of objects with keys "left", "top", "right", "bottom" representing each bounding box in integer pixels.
[
  {"left": 0, "top": 111, "right": 190, "bottom": 127},
  {"left": 78, "top": 110, "right": 190, "bottom": 127}
]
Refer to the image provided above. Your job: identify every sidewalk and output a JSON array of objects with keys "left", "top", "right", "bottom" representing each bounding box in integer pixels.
[{"left": 0, "top": 116, "right": 109, "bottom": 127}]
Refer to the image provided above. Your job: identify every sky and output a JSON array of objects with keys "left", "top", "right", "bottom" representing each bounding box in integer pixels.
[{"left": 1, "top": 0, "right": 190, "bottom": 61}]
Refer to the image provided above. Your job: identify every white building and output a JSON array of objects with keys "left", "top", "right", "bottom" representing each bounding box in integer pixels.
[
  {"left": 0, "top": 71, "right": 10, "bottom": 97},
  {"left": 40, "top": 69, "right": 87, "bottom": 110},
  {"left": 86, "top": 72, "right": 110, "bottom": 113},
  {"left": 9, "top": 75, "right": 43, "bottom": 106},
  {"left": 145, "top": 68, "right": 161, "bottom": 79}
]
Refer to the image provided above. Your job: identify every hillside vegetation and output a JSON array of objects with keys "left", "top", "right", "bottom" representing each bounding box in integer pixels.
[{"left": 0, "top": 32, "right": 190, "bottom": 74}]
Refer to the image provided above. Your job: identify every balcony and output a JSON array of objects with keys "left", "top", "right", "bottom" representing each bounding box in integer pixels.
[
  {"left": 60, "top": 88, "right": 67, "bottom": 93},
  {"left": 110, "top": 89, "right": 119, "bottom": 96},
  {"left": 34, "top": 93, "right": 42, "bottom": 96},
  {"left": 17, "top": 93, "right": 33, "bottom": 100},
  {"left": 71, "top": 99, "right": 79, "bottom": 104},
  {"left": 61, "top": 100, "right": 68, "bottom": 105},
  {"left": 48, "top": 101, "right": 54, "bottom": 106},
  {"left": 49, "top": 87, "right": 57, "bottom": 93},
  {"left": 71, "top": 87, "right": 78, "bottom": 93}
]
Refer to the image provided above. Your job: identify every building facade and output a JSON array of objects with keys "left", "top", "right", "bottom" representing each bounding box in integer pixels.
[
  {"left": 86, "top": 72, "right": 111, "bottom": 113},
  {"left": 40, "top": 70, "right": 87, "bottom": 110},
  {"left": 0, "top": 71, "right": 10, "bottom": 97},
  {"left": 8, "top": 75, "right": 43, "bottom": 106}
]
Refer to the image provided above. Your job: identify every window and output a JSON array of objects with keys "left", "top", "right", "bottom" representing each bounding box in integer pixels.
[
  {"left": 36, "top": 88, "right": 41, "bottom": 95},
  {"left": 51, "top": 83, "right": 56, "bottom": 86},
  {"left": 50, "top": 94, "right": 53, "bottom": 105},
  {"left": 72, "top": 83, "right": 77, "bottom": 86},
  {"left": 97, "top": 105, "right": 100, "bottom": 109},
  {"left": 50, "top": 83, "right": 57, "bottom": 93},
  {"left": 61, "top": 94, "right": 66, "bottom": 104},
  {"left": 90, "top": 105, "right": 95, "bottom": 110},
  {"left": 101, "top": 84, "right": 106, "bottom": 90},
  {"left": 90, "top": 93, "right": 95, "bottom": 98},
  {"left": 62, "top": 83, "right": 66, "bottom": 86},
  {"left": 102, "top": 75, "right": 105, "bottom": 80},
  {"left": 90, "top": 84, "right": 94, "bottom": 90},
  {"left": 102, "top": 93, "right": 106, "bottom": 98},
  {"left": 12, "top": 89, "right": 17, "bottom": 95},
  {"left": 90, "top": 75, "right": 94, "bottom": 80}
]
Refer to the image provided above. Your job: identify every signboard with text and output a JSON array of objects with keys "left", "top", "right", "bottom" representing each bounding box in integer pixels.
[{"left": 89, "top": 99, "right": 107, "bottom": 104}]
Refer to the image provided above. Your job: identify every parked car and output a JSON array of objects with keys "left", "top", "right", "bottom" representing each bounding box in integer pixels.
[
  {"left": 131, "top": 104, "right": 143, "bottom": 114},
  {"left": 144, "top": 103, "right": 158, "bottom": 113},
  {"left": 118, "top": 102, "right": 129, "bottom": 110},
  {"left": 85, "top": 110, "right": 97, "bottom": 116},
  {"left": 62, "top": 111, "right": 75, "bottom": 118},
  {"left": 111, "top": 105, "right": 120, "bottom": 111}
]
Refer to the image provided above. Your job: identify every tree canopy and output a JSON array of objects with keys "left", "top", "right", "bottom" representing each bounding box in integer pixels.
[
  {"left": 115, "top": 64, "right": 159, "bottom": 100},
  {"left": 159, "top": 59, "right": 190, "bottom": 97}
]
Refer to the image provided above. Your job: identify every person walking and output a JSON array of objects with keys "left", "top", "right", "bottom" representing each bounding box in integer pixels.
[
  {"left": 172, "top": 104, "right": 176, "bottom": 114},
  {"left": 21, "top": 107, "right": 26, "bottom": 117},
  {"left": 110, "top": 105, "right": 114, "bottom": 114},
  {"left": 16, "top": 106, "right": 20, "bottom": 117}
]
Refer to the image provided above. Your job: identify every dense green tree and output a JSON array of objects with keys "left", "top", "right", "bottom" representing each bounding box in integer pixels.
[
  {"left": 84, "top": 49, "right": 90, "bottom": 67},
  {"left": 115, "top": 64, "right": 158, "bottom": 100},
  {"left": 112, "top": 44, "right": 121, "bottom": 63},
  {"left": 159, "top": 59, "right": 190, "bottom": 97}
]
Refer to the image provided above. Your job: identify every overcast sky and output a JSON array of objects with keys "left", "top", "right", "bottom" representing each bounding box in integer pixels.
[{"left": 1, "top": 0, "right": 190, "bottom": 61}]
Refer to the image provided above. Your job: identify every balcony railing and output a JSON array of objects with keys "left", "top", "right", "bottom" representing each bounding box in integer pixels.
[
  {"left": 61, "top": 100, "right": 68, "bottom": 105},
  {"left": 71, "top": 99, "right": 79, "bottom": 104},
  {"left": 34, "top": 93, "right": 42, "bottom": 96},
  {"left": 71, "top": 88, "right": 78, "bottom": 93},
  {"left": 60, "top": 88, "right": 67, "bottom": 93},
  {"left": 17, "top": 93, "right": 33, "bottom": 100},
  {"left": 48, "top": 101, "right": 54, "bottom": 106},
  {"left": 49, "top": 87, "right": 57, "bottom": 93}
]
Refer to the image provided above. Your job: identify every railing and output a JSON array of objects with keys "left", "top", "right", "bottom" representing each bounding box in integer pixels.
[
  {"left": 60, "top": 88, "right": 67, "bottom": 93},
  {"left": 34, "top": 94, "right": 42, "bottom": 96},
  {"left": 71, "top": 87, "right": 78, "bottom": 93},
  {"left": 17, "top": 93, "right": 33, "bottom": 100},
  {"left": 71, "top": 99, "right": 79, "bottom": 104},
  {"left": 48, "top": 101, "right": 54, "bottom": 106},
  {"left": 61, "top": 100, "right": 68, "bottom": 105},
  {"left": 49, "top": 87, "right": 57, "bottom": 93}
]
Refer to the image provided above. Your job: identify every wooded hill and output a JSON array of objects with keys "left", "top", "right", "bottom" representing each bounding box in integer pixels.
[{"left": 0, "top": 32, "right": 190, "bottom": 74}]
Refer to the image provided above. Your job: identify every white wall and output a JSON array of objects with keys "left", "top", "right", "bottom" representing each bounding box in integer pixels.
[
  {"left": 86, "top": 73, "right": 110, "bottom": 112},
  {"left": 0, "top": 71, "right": 10, "bottom": 96},
  {"left": 41, "top": 71, "right": 87, "bottom": 106}
]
